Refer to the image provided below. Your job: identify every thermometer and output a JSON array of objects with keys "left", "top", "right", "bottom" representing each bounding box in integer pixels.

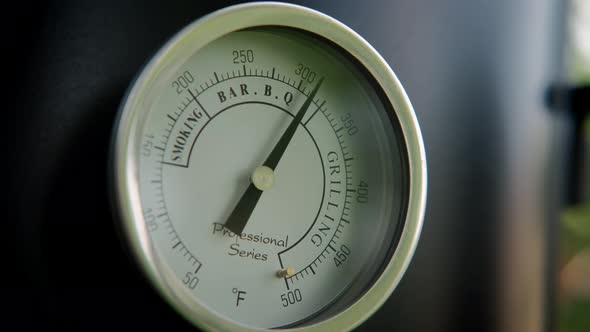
[{"left": 112, "top": 2, "right": 426, "bottom": 331}]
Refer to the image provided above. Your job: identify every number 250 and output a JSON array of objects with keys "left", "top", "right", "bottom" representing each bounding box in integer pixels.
[{"left": 233, "top": 49, "right": 254, "bottom": 63}]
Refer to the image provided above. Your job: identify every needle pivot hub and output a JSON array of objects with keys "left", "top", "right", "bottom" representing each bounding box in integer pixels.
[{"left": 251, "top": 166, "right": 275, "bottom": 191}]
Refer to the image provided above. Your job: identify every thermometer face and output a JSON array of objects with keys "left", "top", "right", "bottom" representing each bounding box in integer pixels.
[{"left": 113, "top": 3, "right": 426, "bottom": 331}]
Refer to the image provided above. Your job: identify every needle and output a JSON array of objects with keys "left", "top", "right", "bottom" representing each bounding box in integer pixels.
[{"left": 224, "top": 78, "right": 324, "bottom": 235}]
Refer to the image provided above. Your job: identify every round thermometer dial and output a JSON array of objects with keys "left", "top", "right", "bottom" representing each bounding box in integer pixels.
[{"left": 113, "top": 3, "right": 426, "bottom": 331}]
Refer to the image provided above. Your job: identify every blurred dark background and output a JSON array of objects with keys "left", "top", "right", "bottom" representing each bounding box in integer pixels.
[{"left": 7, "top": 0, "right": 574, "bottom": 331}]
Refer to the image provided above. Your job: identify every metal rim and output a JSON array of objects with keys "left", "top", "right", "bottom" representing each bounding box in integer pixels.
[{"left": 113, "top": 2, "right": 427, "bottom": 331}]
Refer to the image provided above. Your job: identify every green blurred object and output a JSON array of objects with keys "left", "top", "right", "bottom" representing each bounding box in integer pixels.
[
  {"left": 562, "top": 205, "right": 590, "bottom": 239},
  {"left": 561, "top": 205, "right": 590, "bottom": 262},
  {"left": 559, "top": 204, "right": 590, "bottom": 332},
  {"left": 558, "top": 113, "right": 590, "bottom": 332},
  {"left": 559, "top": 298, "right": 590, "bottom": 332},
  {"left": 568, "top": 0, "right": 590, "bottom": 84}
]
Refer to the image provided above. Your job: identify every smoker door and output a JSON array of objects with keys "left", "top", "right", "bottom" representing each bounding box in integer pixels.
[{"left": 8, "top": 1, "right": 567, "bottom": 331}]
